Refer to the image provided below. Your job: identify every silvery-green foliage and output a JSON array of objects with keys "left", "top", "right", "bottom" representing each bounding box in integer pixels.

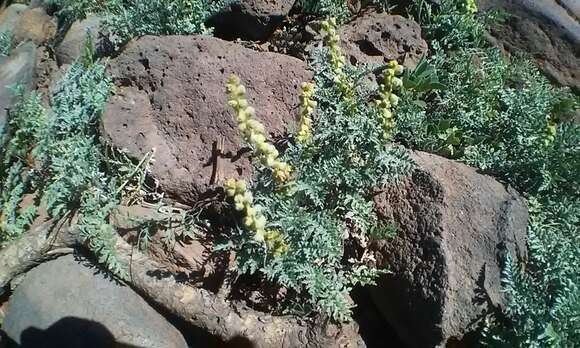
[
  {"left": 482, "top": 197, "right": 580, "bottom": 347},
  {"left": 51, "top": 0, "right": 225, "bottom": 45},
  {"left": 296, "top": 0, "right": 350, "bottom": 23},
  {"left": 410, "top": 0, "right": 501, "bottom": 51},
  {"left": 35, "top": 52, "right": 112, "bottom": 215},
  {"left": 394, "top": 33, "right": 580, "bottom": 347},
  {"left": 0, "top": 90, "right": 45, "bottom": 245},
  {"left": 30, "top": 45, "right": 128, "bottom": 277},
  {"left": 229, "top": 47, "right": 413, "bottom": 322},
  {"left": 397, "top": 48, "right": 579, "bottom": 197},
  {"left": 0, "top": 163, "right": 37, "bottom": 245},
  {"left": 1, "top": 89, "right": 46, "bottom": 166},
  {"left": 104, "top": 0, "right": 225, "bottom": 45},
  {"left": 0, "top": 31, "right": 12, "bottom": 56}
]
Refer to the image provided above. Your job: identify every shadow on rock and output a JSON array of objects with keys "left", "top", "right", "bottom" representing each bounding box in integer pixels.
[{"left": 3, "top": 317, "right": 141, "bottom": 348}]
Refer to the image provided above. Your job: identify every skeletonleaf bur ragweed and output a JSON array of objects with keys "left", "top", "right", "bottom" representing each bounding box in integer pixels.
[
  {"left": 226, "top": 75, "right": 292, "bottom": 184},
  {"left": 296, "top": 82, "right": 317, "bottom": 143},
  {"left": 224, "top": 179, "right": 288, "bottom": 256},
  {"left": 320, "top": 18, "right": 353, "bottom": 99},
  {"left": 465, "top": 0, "right": 478, "bottom": 14},
  {"left": 375, "top": 60, "right": 404, "bottom": 140}
]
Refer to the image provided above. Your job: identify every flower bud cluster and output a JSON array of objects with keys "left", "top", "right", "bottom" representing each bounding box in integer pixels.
[
  {"left": 375, "top": 60, "right": 404, "bottom": 139},
  {"left": 296, "top": 82, "right": 317, "bottom": 143},
  {"left": 226, "top": 75, "right": 292, "bottom": 183},
  {"left": 225, "top": 178, "right": 267, "bottom": 242},
  {"left": 544, "top": 115, "right": 557, "bottom": 146},
  {"left": 320, "top": 18, "right": 353, "bottom": 99},
  {"left": 465, "top": 0, "right": 478, "bottom": 14},
  {"left": 224, "top": 179, "right": 288, "bottom": 256},
  {"left": 264, "top": 229, "right": 289, "bottom": 257}
]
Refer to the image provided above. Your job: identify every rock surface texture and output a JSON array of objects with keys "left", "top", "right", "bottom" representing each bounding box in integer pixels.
[
  {"left": 102, "top": 35, "right": 312, "bottom": 204},
  {"left": 2, "top": 254, "right": 188, "bottom": 348},
  {"left": 55, "top": 16, "right": 103, "bottom": 66},
  {"left": 338, "top": 12, "right": 428, "bottom": 69},
  {"left": 0, "top": 42, "right": 37, "bottom": 134},
  {"left": 371, "top": 151, "right": 528, "bottom": 347},
  {"left": 0, "top": 4, "right": 27, "bottom": 34},
  {"left": 478, "top": 0, "right": 580, "bottom": 92},
  {"left": 12, "top": 7, "right": 56, "bottom": 45},
  {"left": 208, "top": 0, "right": 295, "bottom": 40}
]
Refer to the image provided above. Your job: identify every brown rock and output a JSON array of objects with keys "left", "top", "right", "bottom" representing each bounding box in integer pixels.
[
  {"left": 102, "top": 35, "right": 312, "bottom": 204},
  {"left": 338, "top": 12, "right": 428, "bottom": 69},
  {"left": 209, "top": 0, "right": 295, "bottom": 40},
  {"left": 13, "top": 7, "right": 56, "bottom": 45},
  {"left": 370, "top": 151, "right": 528, "bottom": 347},
  {"left": 477, "top": 0, "right": 580, "bottom": 92},
  {"left": 34, "top": 46, "right": 60, "bottom": 106}
]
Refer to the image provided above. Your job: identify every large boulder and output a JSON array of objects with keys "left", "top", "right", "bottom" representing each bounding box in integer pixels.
[
  {"left": 0, "top": 4, "right": 27, "bottom": 34},
  {"left": 55, "top": 16, "right": 108, "bottom": 66},
  {"left": 0, "top": 42, "right": 37, "bottom": 135},
  {"left": 370, "top": 151, "right": 528, "bottom": 347},
  {"left": 338, "top": 12, "right": 428, "bottom": 69},
  {"left": 477, "top": 0, "right": 580, "bottom": 92},
  {"left": 102, "top": 35, "right": 312, "bottom": 204},
  {"left": 2, "top": 254, "right": 188, "bottom": 348},
  {"left": 208, "top": 0, "right": 295, "bottom": 40},
  {"left": 12, "top": 7, "right": 56, "bottom": 46}
]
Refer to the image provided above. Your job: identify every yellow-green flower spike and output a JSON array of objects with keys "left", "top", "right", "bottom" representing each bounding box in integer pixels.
[
  {"left": 320, "top": 18, "right": 353, "bottom": 100},
  {"left": 544, "top": 115, "right": 557, "bottom": 146},
  {"left": 297, "top": 82, "right": 317, "bottom": 143},
  {"left": 226, "top": 75, "right": 292, "bottom": 184},
  {"left": 264, "top": 229, "right": 289, "bottom": 257},
  {"left": 375, "top": 60, "right": 404, "bottom": 140},
  {"left": 224, "top": 178, "right": 267, "bottom": 242},
  {"left": 224, "top": 179, "right": 289, "bottom": 256},
  {"left": 465, "top": 0, "right": 477, "bottom": 14}
]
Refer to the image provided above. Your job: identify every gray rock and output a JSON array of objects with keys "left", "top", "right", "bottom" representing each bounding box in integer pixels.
[
  {"left": 2, "top": 254, "right": 188, "bottom": 348},
  {"left": 13, "top": 7, "right": 56, "bottom": 46},
  {"left": 338, "top": 12, "right": 428, "bottom": 70},
  {"left": 101, "top": 35, "right": 312, "bottom": 204},
  {"left": 55, "top": 16, "right": 103, "bottom": 66},
  {"left": 0, "top": 4, "right": 27, "bottom": 34},
  {"left": 371, "top": 151, "right": 528, "bottom": 347},
  {"left": 208, "top": 0, "right": 295, "bottom": 40},
  {"left": 0, "top": 42, "right": 37, "bottom": 135},
  {"left": 478, "top": 0, "right": 580, "bottom": 92}
]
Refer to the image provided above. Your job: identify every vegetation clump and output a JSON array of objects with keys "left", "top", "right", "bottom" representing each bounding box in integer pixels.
[
  {"left": 0, "top": 31, "right": 12, "bottom": 56},
  {"left": 0, "top": 40, "right": 143, "bottom": 277},
  {"left": 296, "top": 82, "right": 316, "bottom": 144},
  {"left": 395, "top": 1, "right": 580, "bottom": 346},
  {"left": 221, "top": 20, "right": 413, "bottom": 321},
  {"left": 375, "top": 60, "right": 404, "bottom": 139},
  {"left": 226, "top": 75, "right": 293, "bottom": 184},
  {"left": 49, "top": 0, "right": 225, "bottom": 45}
]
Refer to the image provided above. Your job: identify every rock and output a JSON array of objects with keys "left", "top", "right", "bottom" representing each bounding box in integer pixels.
[
  {"left": 0, "top": 4, "right": 27, "bottom": 34},
  {"left": 2, "top": 254, "right": 188, "bottom": 348},
  {"left": 34, "top": 46, "right": 61, "bottom": 106},
  {"left": 208, "top": 0, "right": 295, "bottom": 41},
  {"left": 102, "top": 35, "right": 312, "bottom": 204},
  {"left": 477, "top": 0, "right": 580, "bottom": 92},
  {"left": 55, "top": 16, "right": 104, "bottom": 66},
  {"left": 0, "top": 42, "right": 37, "bottom": 135},
  {"left": 13, "top": 7, "right": 56, "bottom": 45},
  {"left": 338, "top": 12, "right": 428, "bottom": 69},
  {"left": 370, "top": 151, "right": 528, "bottom": 347}
]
